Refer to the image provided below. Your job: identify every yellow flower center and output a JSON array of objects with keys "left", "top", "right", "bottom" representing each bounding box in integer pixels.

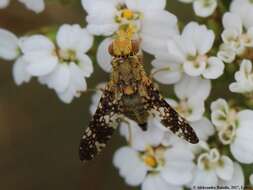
[
  {"left": 121, "top": 9, "right": 134, "bottom": 20},
  {"left": 144, "top": 155, "right": 158, "bottom": 168}
]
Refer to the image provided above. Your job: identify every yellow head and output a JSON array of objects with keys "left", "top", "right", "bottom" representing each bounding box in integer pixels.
[{"left": 108, "top": 26, "right": 140, "bottom": 57}]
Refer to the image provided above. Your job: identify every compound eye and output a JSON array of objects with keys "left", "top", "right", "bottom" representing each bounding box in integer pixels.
[{"left": 108, "top": 43, "right": 115, "bottom": 57}]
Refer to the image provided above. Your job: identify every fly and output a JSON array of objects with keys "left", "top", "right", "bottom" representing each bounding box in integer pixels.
[{"left": 79, "top": 32, "right": 199, "bottom": 162}]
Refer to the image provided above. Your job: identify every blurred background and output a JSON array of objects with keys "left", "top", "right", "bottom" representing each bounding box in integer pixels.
[{"left": 0, "top": 1, "right": 193, "bottom": 190}]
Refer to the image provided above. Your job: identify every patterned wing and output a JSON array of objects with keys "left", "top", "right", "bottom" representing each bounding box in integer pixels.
[
  {"left": 79, "top": 89, "right": 120, "bottom": 162},
  {"left": 145, "top": 84, "right": 199, "bottom": 144}
]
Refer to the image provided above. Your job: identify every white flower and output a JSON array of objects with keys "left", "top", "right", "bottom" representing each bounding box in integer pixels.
[
  {"left": 178, "top": 0, "right": 217, "bottom": 18},
  {"left": 218, "top": 163, "right": 244, "bottom": 189},
  {"left": 230, "top": 110, "right": 253, "bottom": 164},
  {"left": 166, "top": 75, "right": 211, "bottom": 122},
  {"left": 217, "top": 43, "right": 236, "bottom": 64},
  {"left": 167, "top": 22, "right": 224, "bottom": 79},
  {"left": 120, "top": 117, "right": 167, "bottom": 151},
  {"left": 113, "top": 138, "right": 194, "bottom": 189},
  {"left": 229, "top": 59, "right": 253, "bottom": 93},
  {"left": 0, "top": 28, "right": 33, "bottom": 85},
  {"left": 230, "top": 0, "right": 253, "bottom": 29},
  {"left": 0, "top": 25, "right": 94, "bottom": 103},
  {"left": 219, "top": 12, "right": 253, "bottom": 63},
  {"left": 192, "top": 148, "right": 234, "bottom": 187},
  {"left": 0, "top": 0, "right": 45, "bottom": 13},
  {"left": 191, "top": 146, "right": 244, "bottom": 189},
  {"left": 38, "top": 24, "right": 94, "bottom": 103},
  {"left": 211, "top": 98, "right": 253, "bottom": 164},
  {"left": 0, "top": 28, "right": 20, "bottom": 60},
  {"left": 82, "top": 0, "right": 179, "bottom": 71},
  {"left": 150, "top": 56, "right": 183, "bottom": 85},
  {"left": 12, "top": 56, "right": 32, "bottom": 85},
  {"left": 21, "top": 35, "right": 58, "bottom": 76}
]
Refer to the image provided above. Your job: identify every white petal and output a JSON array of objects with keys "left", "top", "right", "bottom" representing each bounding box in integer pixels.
[
  {"left": 193, "top": 0, "right": 217, "bottom": 17},
  {"left": 238, "top": 109, "right": 253, "bottom": 123},
  {"left": 77, "top": 53, "right": 93, "bottom": 77},
  {"left": 161, "top": 145, "right": 194, "bottom": 185},
  {"left": 0, "top": 0, "right": 9, "bottom": 8},
  {"left": 166, "top": 40, "right": 185, "bottom": 64},
  {"left": 230, "top": 121, "right": 253, "bottom": 163},
  {"left": 113, "top": 147, "right": 148, "bottom": 186},
  {"left": 174, "top": 75, "right": 211, "bottom": 100},
  {"left": 190, "top": 117, "right": 215, "bottom": 141},
  {"left": 217, "top": 44, "right": 236, "bottom": 63},
  {"left": 96, "top": 38, "right": 112, "bottom": 72},
  {"left": 20, "top": 35, "right": 55, "bottom": 53},
  {"left": 192, "top": 169, "right": 218, "bottom": 186},
  {"left": 126, "top": 0, "right": 166, "bottom": 11},
  {"left": 186, "top": 98, "right": 205, "bottom": 122},
  {"left": 12, "top": 56, "right": 32, "bottom": 85},
  {"left": 57, "top": 87, "right": 76, "bottom": 104},
  {"left": 183, "top": 60, "right": 206, "bottom": 76},
  {"left": 24, "top": 51, "right": 58, "bottom": 76},
  {"left": 38, "top": 64, "right": 70, "bottom": 93},
  {"left": 211, "top": 98, "right": 229, "bottom": 112},
  {"left": 18, "top": 0, "right": 45, "bottom": 13},
  {"left": 194, "top": 24, "right": 215, "bottom": 54},
  {"left": 0, "top": 28, "right": 19, "bottom": 60},
  {"left": 215, "top": 156, "right": 234, "bottom": 181},
  {"left": 142, "top": 175, "right": 182, "bottom": 190},
  {"left": 141, "top": 10, "right": 178, "bottom": 55},
  {"left": 222, "top": 12, "right": 242, "bottom": 34},
  {"left": 82, "top": 0, "right": 118, "bottom": 36},
  {"left": 151, "top": 58, "right": 182, "bottom": 85},
  {"left": 56, "top": 24, "right": 93, "bottom": 53},
  {"left": 69, "top": 62, "right": 88, "bottom": 91},
  {"left": 203, "top": 57, "right": 224, "bottom": 79},
  {"left": 219, "top": 163, "right": 244, "bottom": 187}
]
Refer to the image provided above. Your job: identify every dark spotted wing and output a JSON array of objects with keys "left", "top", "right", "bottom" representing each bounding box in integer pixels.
[
  {"left": 145, "top": 84, "right": 199, "bottom": 144},
  {"left": 79, "top": 89, "right": 120, "bottom": 162}
]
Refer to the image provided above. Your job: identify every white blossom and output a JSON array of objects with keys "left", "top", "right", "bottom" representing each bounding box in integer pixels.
[
  {"left": 0, "top": 0, "right": 45, "bottom": 13},
  {"left": 165, "top": 22, "right": 224, "bottom": 79},
  {"left": 114, "top": 126, "right": 194, "bottom": 190},
  {"left": 230, "top": 0, "right": 253, "bottom": 29},
  {"left": 0, "top": 25, "right": 94, "bottom": 103},
  {"left": 38, "top": 24, "right": 94, "bottom": 103},
  {"left": 0, "top": 29, "right": 33, "bottom": 85},
  {"left": 151, "top": 56, "right": 183, "bottom": 85},
  {"left": 82, "top": 0, "right": 179, "bottom": 72},
  {"left": 191, "top": 145, "right": 244, "bottom": 189},
  {"left": 211, "top": 99, "right": 253, "bottom": 164},
  {"left": 218, "top": 12, "right": 253, "bottom": 63},
  {"left": 166, "top": 75, "right": 211, "bottom": 122},
  {"left": 178, "top": 0, "right": 217, "bottom": 18},
  {"left": 191, "top": 147, "right": 234, "bottom": 187},
  {"left": 229, "top": 59, "right": 253, "bottom": 93},
  {"left": 0, "top": 28, "right": 20, "bottom": 60}
]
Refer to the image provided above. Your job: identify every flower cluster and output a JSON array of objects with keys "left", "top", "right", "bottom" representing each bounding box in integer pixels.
[
  {"left": 0, "top": 25, "right": 94, "bottom": 103},
  {"left": 1, "top": 0, "right": 253, "bottom": 189}
]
